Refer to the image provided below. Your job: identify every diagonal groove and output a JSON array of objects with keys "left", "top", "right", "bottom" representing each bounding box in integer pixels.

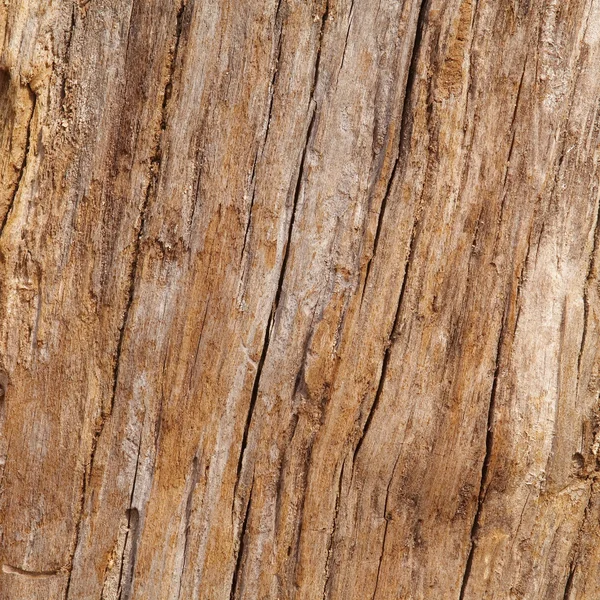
[
  {"left": 458, "top": 294, "right": 511, "bottom": 599},
  {"left": 353, "top": 0, "right": 431, "bottom": 461},
  {"left": 262, "top": 0, "right": 285, "bottom": 153},
  {"left": 230, "top": 5, "right": 328, "bottom": 588},
  {"left": 64, "top": 4, "right": 188, "bottom": 596},
  {"left": 0, "top": 85, "right": 36, "bottom": 240},
  {"left": 239, "top": 148, "right": 260, "bottom": 266},
  {"left": 560, "top": 480, "right": 597, "bottom": 600},
  {"left": 372, "top": 452, "right": 402, "bottom": 600},
  {"left": 562, "top": 563, "right": 576, "bottom": 600},
  {"left": 577, "top": 190, "right": 600, "bottom": 381},
  {"left": 336, "top": 0, "right": 355, "bottom": 86},
  {"left": 353, "top": 217, "right": 419, "bottom": 465},
  {"left": 234, "top": 101, "right": 317, "bottom": 482},
  {"left": 116, "top": 433, "right": 143, "bottom": 600},
  {"left": 321, "top": 458, "right": 346, "bottom": 600},
  {"left": 239, "top": 0, "right": 285, "bottom": 267},
  {"left": 501, "top": 54, "right": 528, "bottom": 190},
  {"left": 176, "top": 453, "right": 201, "bottom": 599},
  {"left": 311, "top": 0, "right": 330, "bottom": 99},
  {"left": 60, "top": 5, "right": 77, "bottom": 103},
  {"left": 229, "top": 480, "right": 254, "bottom": 600},
  {"left": 361, "top": 0, "right": 429, "bottom": 300}
]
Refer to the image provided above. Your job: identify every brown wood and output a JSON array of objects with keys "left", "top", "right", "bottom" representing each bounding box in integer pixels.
[{"left": 2, "top": 0, "right": 600, "bottom": 598}]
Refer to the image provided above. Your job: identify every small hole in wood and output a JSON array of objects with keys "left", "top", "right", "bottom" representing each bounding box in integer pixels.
[
  {"left": 0, "top": 371, "right": 8, "bottom": 401},
  {"left": 572, "top": 452, "right": 585, "bottom": 470}
]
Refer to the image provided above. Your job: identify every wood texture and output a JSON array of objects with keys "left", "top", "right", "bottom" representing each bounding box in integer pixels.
[{"left": 1, "top": 0, "right": 600, "bottom": 598}]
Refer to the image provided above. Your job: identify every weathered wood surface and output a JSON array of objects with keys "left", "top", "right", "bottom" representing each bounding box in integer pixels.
[{"left": 2, "top": 0, "right": 600, "bottom": 598}]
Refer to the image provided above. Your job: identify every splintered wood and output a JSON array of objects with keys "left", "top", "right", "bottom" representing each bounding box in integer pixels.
[{"left": 1, "top": 1, "right": 600, "bottom": 598}]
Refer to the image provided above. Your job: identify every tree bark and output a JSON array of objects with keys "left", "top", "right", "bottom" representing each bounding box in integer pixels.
[{"left": 1, "top": 0, "right": 600, "bottom": 598}]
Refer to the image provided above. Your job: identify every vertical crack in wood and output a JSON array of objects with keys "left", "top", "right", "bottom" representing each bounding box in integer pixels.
[
  {"left": 336, "top": 0, "right": 355, "bottom": 86},
  {"left": 361, "top": 0, "right": 429, "bottom": 300},
  {"left": 233, "top": 318, "right": 270, "bottom": 495},
  {"left": 64, "top": 3, "right": 188, "bottom": 596},
  {"left": 0, "top": 85, "right": 36, "bottom": 240},
  {"left": 352, "top": 216, "right": 419, "bottom": 465},
  {"left": 353, "top": 0, "right": 434, "bottom": 461},
  {"left": 578, "top": 191, "right": 600, "bottom": 382},
  {"left": 230, "top": 5, "right": 328, "bottom": 589},
  {"left": 501, "top": 55, "right": 527, "bottom": 190},
  {"left": 509, "top": 487, "right": 532, "bottom": 558},
  {"left": 262, "top": 0, "right": 285, "bottom": 153},
  {"left": 462, "top": 0, "right": 479, "bottom": 119},
  {"left": 239, "top": 148, "right": 260, "bottom": 267},
  {"left": 311, "top": 0, "right": 329, "bottom": 99},
  {"left": 94, "top": 0, "right": 186, "bottom": 498},
  {"left": 116, "top": 435, "right": 143, "bottom": 600},
  {"left": 289, "top": 436, "right": 320, "bottom": 586},
  {"left": 62, "top": 451, "right": 90, "bottom": 599},
  {"left": 562, "top": 562, "right": 576, "bottom": 600},
  {"left": 238, "top": 0, "right": 284, "bottom": 267},
  {"left": 233, "top": 103, "right": 317, "bottom": 497},
  {"left": 458, "top": 294, "right": 510, "bottom": 600},
  {"left": 560, "top": 480, "right": 597, "bottom": 600},
  {"left": 60, "top": 4, "right": 77, "bottom": 105},
  {"left": 545, "top": 297, "right": 568, "bottom": 476},
  {"left": 110, "top": 0, "right": 186, "bottom": 421},
  {"left": 321, "top": 457, "right": 346, "bottom": 600},
  {"left": 176, "top": 454, "right": 201, "bottom": 600},
  {"left": 229, "top": 480, "right": 254, "bottom": 600},
  {"left": 371, "top": 452, "right": 402, "bottom": 600}
]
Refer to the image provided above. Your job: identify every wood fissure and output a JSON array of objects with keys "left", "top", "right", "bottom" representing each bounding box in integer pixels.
[
  {"left": 230, "top": 19, "right": 326, "bottom": 590},
  {"left": 502, "top": 55, "right": 527, "bottom": 190},
  {"left": 559, "top": 481, "right": 597, "bottom": 600},
  {"left": 229, "top": 481, "right": 254, "bottom": 600},
  {"left": 176, "top": 454, "right": 201, "bottom": 600},
  {"left": 233, "top": 95, "right": 318, "bottom": 492},
  {"left": 238, "top": 0, "right": 285, "bottom": 268},
  {"left": 578, "top": 192, "right": 600, "bottom": 381},
  {"left": 372, "top": 452, "right": 402, "bottom": 600},
  {"left": 458, "top": 293, "right": 511, "bottom": 600},
  {"left": 261, "top": 0, "right": 285, "bottom": 154},
  {"left": 115, "top": 435, "right": 143, "bottom": 600},
  {"left": 3, "top": 0, "right": 600, "bottom": 598},
  {"left": 0, "top": 85, "right": 36, "bottom": 239},
  {"left": 337, "top": 0, "right": 355, "bottom": 85},
  {"left": 63, "top": 4, "right": 188, "bottom": 597},
  {"left": 361, "top": 0, "right": 429, "bottom": 299},
  {"left": 320, "top": 458, "right": 345, "bottom": 600},
  {"left": 353, "top": 216, "right": 420, "bottom": 465}
]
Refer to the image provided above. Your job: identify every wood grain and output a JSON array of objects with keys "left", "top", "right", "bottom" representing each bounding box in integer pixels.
[{"left": 1, "top": 0, "right": 600, "bottom": 598}]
